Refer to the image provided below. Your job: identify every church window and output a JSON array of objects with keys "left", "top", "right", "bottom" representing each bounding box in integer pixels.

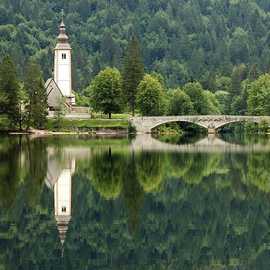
[
  {"left": 62, "top": 206, "right": 67, "bottom": 213},
  {"left": 62, "top": 53, "right": 66, "bottom": 59}
]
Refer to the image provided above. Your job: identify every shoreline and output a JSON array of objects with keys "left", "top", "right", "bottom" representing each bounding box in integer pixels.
[{"left": 8, "top": 129, "right": 129, "bottom": 136}]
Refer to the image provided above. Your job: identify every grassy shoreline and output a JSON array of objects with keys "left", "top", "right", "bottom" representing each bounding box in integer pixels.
[{"left": 0, "top": 116, "right": 130, "bottom": 134}]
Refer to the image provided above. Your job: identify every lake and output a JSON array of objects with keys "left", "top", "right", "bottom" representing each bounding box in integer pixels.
[{"left": 0, "top": 134, "right": 270, "bottom": 269}]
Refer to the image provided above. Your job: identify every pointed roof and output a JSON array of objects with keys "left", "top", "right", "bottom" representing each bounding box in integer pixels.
[{"left": 55, "top": 17, "right": 71, "bottom": 50}]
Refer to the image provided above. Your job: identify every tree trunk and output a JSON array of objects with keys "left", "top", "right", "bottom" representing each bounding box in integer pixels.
[{"left": 109, "top": 112, "right": 112, "bottom": 119}]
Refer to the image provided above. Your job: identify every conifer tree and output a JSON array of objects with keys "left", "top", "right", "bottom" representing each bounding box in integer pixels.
[
  {"left": 24, "top": 62, "right": 48, "bottom": 129},
  {"left": 122, "top": 35, "right": 144, "bottom": 116},
  {"left": 0, "top": 56, "right": 20, "bottom": 127}
]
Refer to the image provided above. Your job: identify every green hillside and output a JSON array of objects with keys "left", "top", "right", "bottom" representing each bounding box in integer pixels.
[{"left": 1, "top": 0, "right": 270, "bottom": 91}]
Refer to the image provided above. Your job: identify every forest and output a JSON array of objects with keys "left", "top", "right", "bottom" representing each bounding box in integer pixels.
[
  {"left": 2, "top": 0, "right": 270, "bottom": 126},
  {"left": 1, "top": 0, "right": 270, "bottom": 90}
]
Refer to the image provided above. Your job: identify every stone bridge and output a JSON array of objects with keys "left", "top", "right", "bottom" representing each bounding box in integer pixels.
[{"left": 130, "top": 115, "right": 270, "bottom": 134}]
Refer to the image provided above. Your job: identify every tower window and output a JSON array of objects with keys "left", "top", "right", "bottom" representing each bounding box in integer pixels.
[
  {"left": 62, "top": 53, "right": 66, "bottom": 59},
  {"left": 62, "top": 206, "right": 67, "bottom": 213}
]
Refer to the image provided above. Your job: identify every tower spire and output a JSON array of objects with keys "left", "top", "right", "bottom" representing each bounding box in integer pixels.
[
  {"left": 61, "top": 9, "right": 64, "bottom": 22},
  {"left": 57, "top": 9, "right": 69, "bottom": 45}
]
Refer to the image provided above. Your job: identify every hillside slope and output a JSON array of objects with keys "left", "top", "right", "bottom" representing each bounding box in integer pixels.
[{"left": 1, "top": 0, "right": 270, "bottom": 90}]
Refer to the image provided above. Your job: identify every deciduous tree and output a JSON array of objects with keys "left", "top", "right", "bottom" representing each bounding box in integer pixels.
[
  {"left": 136, "top": 74, "right": 165, "bottom": 116},
  {"left": 89, "top": 67, "right": 123, "bottom": 118},
  {"left": 247, "top": 74, "right": 270, "bottom": 115},
  {"left": 168, "top": 88, "right": 194, "bottom": 115}
]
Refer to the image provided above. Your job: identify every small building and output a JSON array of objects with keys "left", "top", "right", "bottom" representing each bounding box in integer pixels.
[{"left": 46, "top": 18, "right": 75, "bottom": 110}]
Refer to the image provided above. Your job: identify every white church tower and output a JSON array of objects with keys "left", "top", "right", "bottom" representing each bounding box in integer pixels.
[
  {"left": 54, "top": 17, "right": 75, "bottom": 105},
  {"left": 46, "top": 14, "right": 76, "bottom": 109}
]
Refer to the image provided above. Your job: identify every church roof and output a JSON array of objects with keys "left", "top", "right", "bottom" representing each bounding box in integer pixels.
[
  {"left": 55, "top": 19, "right": 71, "bottom": 50},
  {"left": 45, "top": 78, "right": 64, "bottom": 108}
]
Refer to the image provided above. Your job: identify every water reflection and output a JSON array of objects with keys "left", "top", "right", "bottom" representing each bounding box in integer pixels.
[
  {"left": 1, "top": 135, "right": 270, "bottom": 268},
  {"left": 45, "top": 148, "right": 75, "bottom": 246}
]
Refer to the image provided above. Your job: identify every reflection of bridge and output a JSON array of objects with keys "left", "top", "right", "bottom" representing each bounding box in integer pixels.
[
  {"left": 132, "top": 134, "right": 270, "bottom": 153},
  {"left": 130, "top": 115, "right": 270, "bottom": 134}
]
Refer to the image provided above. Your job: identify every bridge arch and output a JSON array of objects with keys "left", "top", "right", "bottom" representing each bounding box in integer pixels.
[
  {"left": 214, "top": 119, "right": 260, "bottom": 130},
  {"left": 150, "top": 119, "right": 208, "bottom": 131}
]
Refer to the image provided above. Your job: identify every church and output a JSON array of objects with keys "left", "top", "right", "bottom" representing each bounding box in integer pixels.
[{"left": 45, "top": 18, "right": 76, "bottom": 110}]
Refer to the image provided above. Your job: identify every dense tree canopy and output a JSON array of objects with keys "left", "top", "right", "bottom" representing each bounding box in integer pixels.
[
  {"left": 2, "top": 0, "right": 270, "bottom": 119},
  {"left": 1, "top": 0, "right": 270, "bottom": 92}
]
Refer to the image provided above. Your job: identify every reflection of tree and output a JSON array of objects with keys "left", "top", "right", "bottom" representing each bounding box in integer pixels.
[
  {"left": 23, "top": 137, "right": 48, "bottom": 206},
  {"left": 184, "top": 154, "right": 221, "bottom": 184},
  {"left": 3, "top": 138, "right": 270, "bottom": 268},
  {"left": 0, "top": 136, "right": 21, "bottom": 208},
  {"left": 136, "top": 152, "right": 165, "bottom": 192},
  {"left": 168, "top": 152, "right": 194, "bottom": 178},
  {"left": 0, "top": 137, "right": 60, "bottom": 269},
  {"left": 246, "top": 153, "right": 270, "bottom": 193},
  {"left": 88, "top": 148, "right": 123, "bottom": 200},
  {"left": 168, "top": 153, "right": 222, "bottom": 185},
  {"left": 122, "top": 153, "right": 144, "bottom": 234}
]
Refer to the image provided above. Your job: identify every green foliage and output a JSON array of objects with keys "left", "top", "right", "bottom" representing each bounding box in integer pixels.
[
  {"left": 2, "top": 0, "right": 270, "bottom": 92},
  {"left": 52, "top": 97, "right": 66, "bottom": 130},
  {"left": 136, "top": 74, "right": 166, "bottom": 116},
  {"left": 247, "top": 74, "right": 270, "bottom": 115},
  {"left": 122, "top": 36, "right": 144, "bottom": 115},
  {"left": 0, "top": 92, "right": 7, "bottom": 113},
  {"left": 153, "top": 123, "right": 183, "bottom": 135},
  {"left": 0, "top": 56, "right": 20, "bottom": 127},
  {"left": 183, "top": 82, "right": 216, "bottom": 115},
  {"left": 168, "top": 88, "right": 194, "bottom": 115},
  {"left": 89, "top": 67, "right": 123, "bottom": 119},
  {"left": 203, "top": 90, "right": 221, "bottom": 114},
  {"left": 24, "top": 61, "right": 48, "bottom": 129},
  {"left": 215, "top": 91, "right": 230, "bottom": 114},
  {"left": 258, "top": 119, "right": 269, "bottom": 133},
  {"left": 75, "top": 92, "right": 89, "bottom": 107}
]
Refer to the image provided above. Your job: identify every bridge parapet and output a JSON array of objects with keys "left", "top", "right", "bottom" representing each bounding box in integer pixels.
[{"left": 130, "top": 115, "right": 270, "bottom": 134}]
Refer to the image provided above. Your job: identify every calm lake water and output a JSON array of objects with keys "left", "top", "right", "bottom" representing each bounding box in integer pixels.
[{"left": 1, "top": 134, "right": 270, "bottom": 269}]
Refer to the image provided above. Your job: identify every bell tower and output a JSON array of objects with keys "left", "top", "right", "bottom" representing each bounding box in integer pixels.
[{"left": 54, "top": 12, "right": 75, "bottom": 105}]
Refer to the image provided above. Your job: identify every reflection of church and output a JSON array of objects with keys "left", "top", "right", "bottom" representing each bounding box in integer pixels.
[
  {"left": 45, "top": 149, "right": 75, "bottom": 245},
  {"left": 44, "top": 146, "right": 91, "bottom": 246}
]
